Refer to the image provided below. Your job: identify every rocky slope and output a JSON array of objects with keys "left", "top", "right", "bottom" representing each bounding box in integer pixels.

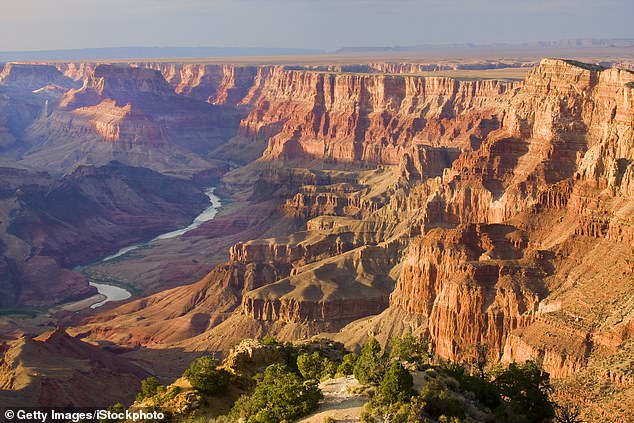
[
  {"left": 0, "top": 162, "right": 209, "bottom": 308},
  {"left": 328, "top": 59, "right": 634, "bottom": 420},
  {"left": 2, "top": 58, "right": 632, "bottom": 420},
  {"left": 0, "top": 328, "right": 148, "bottom": 407},
  {"left": 0, "top": 63, "right": 78, "bottom": 91}
]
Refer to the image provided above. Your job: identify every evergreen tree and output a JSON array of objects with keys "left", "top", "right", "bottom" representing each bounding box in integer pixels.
[
  {"left": 388, "top": 334, "right": 429, "bottom": 368},
  {"left": 379, "top": 362, "right": 414, "bottom": 404},
  {"left": 297, "top": 352, "right": 325, "bottom": 380},
  {"left": 136, "top": 377, "right": 162, "bottom": 402},
  {"left": 230, "top": 364, "right": 322, "bottom": 423},
  {"left": 491, "top": 361, "right": 554, "bottom": 422},
  {"left": 354, "top": 337, "right": 387, "bottom": 385},
  {"left": 184, "top": 355, "right": 231, "bottom": 394}
]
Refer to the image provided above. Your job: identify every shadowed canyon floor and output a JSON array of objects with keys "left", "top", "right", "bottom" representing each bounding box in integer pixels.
[{"left": 0, "top": 55, "right": 633, "bottom": 421}]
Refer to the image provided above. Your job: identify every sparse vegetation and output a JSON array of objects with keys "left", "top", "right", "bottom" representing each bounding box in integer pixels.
[
  {"left": 128, "top": 337, "right": 564, "bottom": 423},
  {"left": 491, "top": 360, "right": 554, "bottom": 422},
  {"left": 337, "top": 353, "right": 359, "bottom": 376},
  {"left": 354, "top": 337, "right": 388, "bottom": 385},
  {"left": 136, "top": 377, "right": 163, "bottom": 402},
  {"left": 260, "top": 334, "right": 278, "bottom": 346},
  {"left": 554, "top": 403, "right": 583, "bottom": 423},
  {"left": 388, "top": 333, "right": 429, "bottom": 368},
  {"left": 229, "top": 364, "right": 322, "bottom": 423},
  {"left": 297, "top": 352, "right": 329, "bottom": 380},
  {"left": 184, "top": 355, "right": 230, "bottom": 394},
  {"left": 357, "top": 338, "right": 559, "bottom": 423},
  {"left": 378, "top": 362, "right": 415, "bottom": 405}
]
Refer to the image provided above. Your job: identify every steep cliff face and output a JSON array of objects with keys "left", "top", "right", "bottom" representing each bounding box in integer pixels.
[
  {"left": 391, "top": 224, "right": 543, "bottom": 361},
  {"left": 382, "top": 59, "right": 634, "bottom": 381},
  {"left": 238, "top": 68, "right": 519, "bottom": 163},
  {"left": 241, "top": 243, "right": 398, "bottom": 324},
  {"left": 139, "top": 63, "right": 260, "bottom": 106}
]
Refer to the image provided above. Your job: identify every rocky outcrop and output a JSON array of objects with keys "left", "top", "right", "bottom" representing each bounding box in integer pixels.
[
  {"left": 0, "top": 63, "right": 78, "bottom": 91},
  {"left": 380, "top": 59, "right": 634, "bottom": 381},
  {"left": 139, "top": 63, "right": 260, "bottom": 106},
  {"left": 221, "top": 338, "right": 286, "bottom": 378},
  {"left": 241, "top": 243, "right": 400, "bottom": 324},
  {"left": 367, "top": 61, "right": 534, "bottom": 74},
  {"left": 390, "top": 224, "right": 543, "bottom": 361},
  {"left": 0, "top": 328, "right": 148, "bottom": 407}
]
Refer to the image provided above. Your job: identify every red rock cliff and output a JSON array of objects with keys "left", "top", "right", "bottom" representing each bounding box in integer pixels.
[{"left": 238, "top": 68, "right": 520, "bottom": 164}]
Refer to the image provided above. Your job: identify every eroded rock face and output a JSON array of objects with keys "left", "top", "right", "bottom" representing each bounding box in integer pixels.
[
  {"left": 240, "top": 68, "right": 519, "bottom": 163},
  {"left": 38, "top": 60, "right": 633, "bottom": 410},
  {"left": 0, "top": 63, "right": 78, "bottom": 91},
  {"left": 21, "top": 64, "right": 242, "bottom": 174},
  {"left": 391, "top": 224, "right": 543, "bottom": 361},
  {"left": 140, "top": 63, "right": 261, "bottom": 106},
  {"left": 384, "top": 59, "right": 634, "bottom": 380}
]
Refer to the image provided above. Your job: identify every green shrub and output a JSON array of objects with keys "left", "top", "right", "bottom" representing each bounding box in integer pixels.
[
  {"left": 297, "top": 352, "right": 326, "bottom": 380},
  {"left": 261, "top": 335, "right": 278, "bottom": 346},
  {"left": 362, "top": 395, "right": 427, "bottom": 423},
  {"left": 184, "top": 356, "right": 231, "bottom": 394},
  {"left": 354, "top": 337, "right": 387, "bottom": 385},
  {"left": 388, "top": 334, "right": 429, "bottom": 368},
  {"left": 378, "top": 362, "right": 415, "bottom": 405},
  {"left": 230, "top": 364, "right": 322, "bottom": 423},
  {"left": 491, "top": 361, "right": 554, "bottom": 422},
  {"left": 337, "top": 353, "right": 358, "bottom": 376},
  {"left": 136, "top": 377, "right": 162, "bottom": 402},
  {"left": 322, "top": 358, "right": 338, "bottom": 380},
  {"left": 419, "top": 380, "right": 466, "bottom": 420},
  {"left": 439, "top": 360, "right": 500, "bottom": 410}
]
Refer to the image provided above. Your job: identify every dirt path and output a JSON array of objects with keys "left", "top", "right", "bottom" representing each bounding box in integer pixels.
[{"left": 299, "top": 375, "right": 367, "bottom": 423}]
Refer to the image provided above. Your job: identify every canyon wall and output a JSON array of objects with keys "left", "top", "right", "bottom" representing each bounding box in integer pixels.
[
  {"left": 384, "top": 59, "right": 634, "bottom": 380},
  {"left": 241, "top": 68, "right": 520, "bottom": 163}
]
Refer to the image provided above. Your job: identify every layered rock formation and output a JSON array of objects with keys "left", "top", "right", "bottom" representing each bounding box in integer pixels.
[
  {"left": 2, "top": 58, "right": 629, "bottom": 420},
  {"left": 0, "top": 63, "right": 78, "bottom": 91},
  {"left": 18, "top": 64, "right": 242, "bottom": 174},
  {"left": 240, "top": 68, "right": 520, "bottom": 163},
  {"left": 350, "top": 59, "right": 634, "bottom": 391}
]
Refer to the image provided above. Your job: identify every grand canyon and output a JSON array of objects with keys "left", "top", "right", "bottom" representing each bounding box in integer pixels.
[{"left": 0, "top": 39, "right": 633, "bottom": 422}]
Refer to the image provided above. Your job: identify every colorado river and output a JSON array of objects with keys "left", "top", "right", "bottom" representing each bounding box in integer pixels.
[{"left": 88, "top": 187, "right": 221, "bottom": 308}]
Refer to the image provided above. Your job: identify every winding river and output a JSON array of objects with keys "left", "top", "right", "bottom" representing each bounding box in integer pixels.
[{"left": 88, "top": 187, "right": 221, "bottom": 308}]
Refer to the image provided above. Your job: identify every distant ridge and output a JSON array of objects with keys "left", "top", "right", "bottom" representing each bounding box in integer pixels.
[
  {"left": 1, "top": 38, "right": 631, "bottom": 61},
  {"left": 336, "top": 38, "right": 634, "bottom": 54},
  {"left": 0, "top": 46, "right": 327, "bottom": 61}
]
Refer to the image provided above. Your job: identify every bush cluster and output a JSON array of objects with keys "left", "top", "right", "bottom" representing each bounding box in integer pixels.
[
  {"left": 357, "top": 336, "right": 555, "bottom": 423},
  {"left": 184, "top": 356, "right": 231, "bottom": 395},
  {"left": 228, "top": 364, "right": 322, "bottom": 423}
]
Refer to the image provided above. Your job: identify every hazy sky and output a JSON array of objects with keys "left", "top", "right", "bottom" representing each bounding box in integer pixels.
[{"left": 0, "top": 0, "right": 632, "bottom": 51}]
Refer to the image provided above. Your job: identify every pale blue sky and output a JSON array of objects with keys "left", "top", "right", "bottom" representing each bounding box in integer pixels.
[{"left": 0, "top": 0, "right": 631, "bottom": 51}]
